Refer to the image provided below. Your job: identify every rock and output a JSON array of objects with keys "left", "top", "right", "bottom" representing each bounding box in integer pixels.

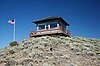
[
  {"left": 28, "top": 62, "right": 33, "bottom": 66},
  {"left": 20, "top": 58, "right": 33, "bottom": 66},
  {"left": 97, "top": 54, "right": 100, "bottom": 60},
  {"left": 21, "top": 49, "right": 32, "bottom": 57},
  {"left": 28, "top": 52, "right": 35, "bottom": 58},
  {"left": 46, "top": 52, "right": 53, "bottom": 57},
  {"left": 65, "top": 64, "right": 75, "bottom": 66},
  {"left": 84, "top": 43, "right": 91, "bottom": 47},
  {"left": 91, "top": 56, "right": 97, "bottom": 60},
  {"left": 0, "top": 53, "right": 5, "bottom": 57},
  {"left": 5, "top": 59, "right": 16, "bottom": 66},
  {"left": 23, "top": 44, "right": 29, "bottom": 49},
  {"left": 86, "top": 51, "right": 96, "bottom": 56},
  {"left": 12, "top": 46, "right": 21, "bottom": 53},
  {"left": 8, "top": 49, "right": 15, "bottom": 54},
  {"left": 75, "top": 52, "right": 81, "bottom": 55},
  {"left": 0, "top": 59, "right": 7, "bottom": 64},
  {"left": 81, "top": 46, "right": 90, "bottom": 51},
  {"left": 43, "top": 63, "right": 49, "bottom": 66},
  {"left": 70, "top": 47, "right": 81, "bottom": 52}
]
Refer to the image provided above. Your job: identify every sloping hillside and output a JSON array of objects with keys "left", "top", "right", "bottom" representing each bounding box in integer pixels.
[{"left": 0, "top": 36, "right": 100, "bottom": 66}]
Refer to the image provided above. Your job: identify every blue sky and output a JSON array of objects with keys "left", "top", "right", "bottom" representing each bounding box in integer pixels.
[{"left": 0, "top": 0, "right": 100, "bottom": 48}]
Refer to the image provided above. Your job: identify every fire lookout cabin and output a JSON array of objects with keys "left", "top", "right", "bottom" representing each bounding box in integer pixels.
[{"left": 30, "top": 16, "right": 71, "bottom": 37}]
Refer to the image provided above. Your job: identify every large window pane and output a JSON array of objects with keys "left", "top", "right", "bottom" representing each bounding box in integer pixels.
[
  {"left": 50, "top": 23, "right": 57, "bottom": 28},
  {"left": 39, "top": 25, "right": 45, "bottom": 30}
]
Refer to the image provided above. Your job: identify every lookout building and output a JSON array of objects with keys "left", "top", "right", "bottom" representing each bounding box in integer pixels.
[{"left": 30, "top": 16, "right": 71, "bottom": 37}]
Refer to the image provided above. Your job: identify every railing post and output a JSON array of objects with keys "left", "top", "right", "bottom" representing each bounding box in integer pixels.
[{"left": 66, "top": 30, "right": 71, "bottom": 37}]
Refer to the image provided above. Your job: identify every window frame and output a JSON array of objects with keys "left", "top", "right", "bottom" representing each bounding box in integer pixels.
[
  {"left": 38, "top": 24, "right": 45, "bottom": 30},
  {"left": 50, "top": 23, "right": 57, "bottom": 29}
]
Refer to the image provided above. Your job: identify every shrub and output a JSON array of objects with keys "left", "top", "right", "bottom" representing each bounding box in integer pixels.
[
  {"left": 9, "top": 41, "right": 18, "bottom": 47},
  {"left": 9, "top": 50, "right": 15, "bottom": 54}
]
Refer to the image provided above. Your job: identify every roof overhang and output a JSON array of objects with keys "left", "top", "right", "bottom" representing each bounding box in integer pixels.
[{"left": 33, "top": 16, "right": 70, "bottom": 26}]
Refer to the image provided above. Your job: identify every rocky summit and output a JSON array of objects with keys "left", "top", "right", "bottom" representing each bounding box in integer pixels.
[{"left": 0, "top": 36, "right": 100, "bottom": 66}]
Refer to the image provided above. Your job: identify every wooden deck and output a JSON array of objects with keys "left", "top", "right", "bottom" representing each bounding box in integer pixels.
[{"left": 30, "top": 28, "right": 71, "bottom": 37}]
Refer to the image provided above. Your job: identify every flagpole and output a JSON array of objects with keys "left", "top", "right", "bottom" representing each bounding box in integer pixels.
[{"left": 14, "top": 19, "right": 15, "bottom": 41}]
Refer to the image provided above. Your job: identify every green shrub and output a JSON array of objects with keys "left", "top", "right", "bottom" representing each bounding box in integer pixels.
[{"left": 9, "top": 41, "right": 18, "bottom": 47}]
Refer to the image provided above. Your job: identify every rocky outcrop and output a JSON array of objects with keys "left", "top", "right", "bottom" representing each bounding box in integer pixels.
[{"left": 0, "top": 36, "right": 100, "bottom": 66}]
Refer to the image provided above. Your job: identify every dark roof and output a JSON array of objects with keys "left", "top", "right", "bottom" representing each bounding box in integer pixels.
[{"left": 33, "top": 16, "right": 70, "bottom": 26}]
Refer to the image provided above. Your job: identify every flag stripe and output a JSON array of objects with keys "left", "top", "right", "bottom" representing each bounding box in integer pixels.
[{"left": 8, "top": 20, "right": 15, "bottom": 24}]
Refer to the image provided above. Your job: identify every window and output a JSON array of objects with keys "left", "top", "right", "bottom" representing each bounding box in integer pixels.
[
  {"left": 39, "top": 25, "right": 45, "bottom": 30},
  {"left": 50, "top": 23, "right": 57, "bottom": 28}
]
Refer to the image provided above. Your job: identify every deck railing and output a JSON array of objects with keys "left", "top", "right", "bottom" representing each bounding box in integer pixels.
[
  {"left": 66, "top": 30, "right": 71, "bottom": 37},
  {"left": 30, "top": 29, "right": 71, "bottom": 37}
]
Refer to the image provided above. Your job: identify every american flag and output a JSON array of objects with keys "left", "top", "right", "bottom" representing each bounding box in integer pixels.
[{"left": 8, "top": 20, "right": 15, "bottom": 24}]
